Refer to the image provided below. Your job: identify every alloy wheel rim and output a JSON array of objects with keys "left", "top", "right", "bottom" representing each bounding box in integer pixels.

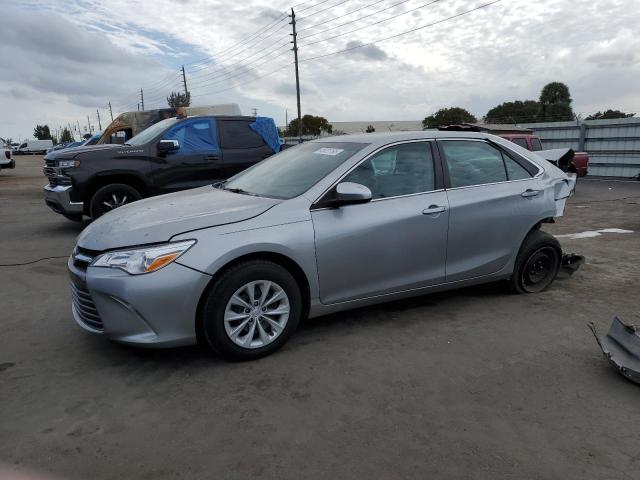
[
  {"left": 101, "top": 192, "right": 129, "bottom": 212},
  {"left": 522, "top": 247, "right": 556, "bottom": 292},
  {"left": 223, "top": 280, "right": 290, "bottom": 349}
]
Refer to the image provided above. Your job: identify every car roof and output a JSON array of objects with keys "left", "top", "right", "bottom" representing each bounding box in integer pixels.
[{"left": 312, "top": 130, "right": 496, "bottom": 146}]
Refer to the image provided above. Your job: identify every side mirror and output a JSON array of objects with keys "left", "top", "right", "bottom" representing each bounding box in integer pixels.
[
  {"left": 158, "top": 139, "right": 179, "bottom": 154},
  {"left": 334, "top": 182, "right": 372, "bottom": 206}
]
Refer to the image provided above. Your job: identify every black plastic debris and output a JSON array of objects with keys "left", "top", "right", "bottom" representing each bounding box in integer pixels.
[
  {"left": 589, "top": 317, "right": 640, "bottom": 385},
  {"left": 557, "top": 253, "right": 585, "bottom": 279}
]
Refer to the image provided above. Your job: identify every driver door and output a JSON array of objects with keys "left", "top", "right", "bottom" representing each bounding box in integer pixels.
[{"left": 311, "top": 141, "right": 449, "bottom": 304}]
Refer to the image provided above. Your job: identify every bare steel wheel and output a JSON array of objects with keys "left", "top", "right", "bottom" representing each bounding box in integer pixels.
[
  {"left": 223, "top": 280, "right": 290, "bottom": 349},
  {"left": 510, "top": 230, "right": 561, "bottom": 294},
  {"left": 201, "top": 260, "right": 302, "bottom": 360}
]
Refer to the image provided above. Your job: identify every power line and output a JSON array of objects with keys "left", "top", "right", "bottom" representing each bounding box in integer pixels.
[
  {"left": 299, "top": 0, "right": 502, "bottom": 61},
  {"left": 297, "top": 0, "right": 388, "bottom": 33},
  {"left": 299, "top": 0, "right": 445, "bottom": 48},
  {"left": 185, "top": 14, "right": 290, "bottom": 69},
  {"left": 297, "top": 0, "right": 353, "bottom": 21},
  {"left": 295, "top": 0, "right": 334, "bottom": 14}
]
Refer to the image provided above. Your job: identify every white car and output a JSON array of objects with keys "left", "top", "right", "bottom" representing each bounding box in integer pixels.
[{"left": 0, "top": 146, "right": 15, "bottom": 173}]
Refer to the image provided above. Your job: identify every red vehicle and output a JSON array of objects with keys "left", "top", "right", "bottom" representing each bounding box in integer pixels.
[{"left": 500, "top": 134, "right": 589, "bottom": 177}]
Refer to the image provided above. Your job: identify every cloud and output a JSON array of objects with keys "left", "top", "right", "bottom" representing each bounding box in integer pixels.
[
  {"left": 1, "top": 0, "right": 640, "bottom": 140},
  {"left": 344, "top": 41, "right": 388, "bottom": 60}
]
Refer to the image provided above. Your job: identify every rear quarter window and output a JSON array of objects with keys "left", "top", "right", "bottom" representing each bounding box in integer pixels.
[
  {"left": 219, "top": 120, "right": 266, "bottom": 149},
  {"left": 531, "top": 138, "right": 543, "bottom": 151}
]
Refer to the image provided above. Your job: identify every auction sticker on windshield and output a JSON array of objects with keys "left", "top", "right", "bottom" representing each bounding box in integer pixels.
[{"left": 314, "top": 147, "right": 344, "bottom": 156}]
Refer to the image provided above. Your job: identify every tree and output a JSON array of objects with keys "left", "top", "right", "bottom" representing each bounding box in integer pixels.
[
  {"left": 167, "top": 91, "right": 191, "bottom": 107},
  {"left": 485, "top": 100, "right": 539, "bottom": 124},
  {"left": 33, "top": 125, "right": 53, "bottom": 140},
  {"left": 422, "top": 107, "right": 476, "bottom": 129},
  {"left": 538, "top": 82, "right": 574, "bottom": 121},
  {"left": 284, "top": 115, "right": 333, "bottom": 136},
  {"left": 60, "top": 128, "right": 73, "bottom": 143},
  {"left": 365, "top": 125, "right": 375, "bottom": 133},
  {"left": 585, "top": 109, "right": 635, "bottom": 120}
]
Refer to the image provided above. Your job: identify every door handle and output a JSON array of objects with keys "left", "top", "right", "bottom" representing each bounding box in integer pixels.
[
  {"left": 207, "top": 155, "right": 220, "bottom": 161},
  {"left": 521, "top": 189, "right": 542, "bottom": 198},
  {"left": 422, "top": 205, "right": 447, "bottom": 215}
]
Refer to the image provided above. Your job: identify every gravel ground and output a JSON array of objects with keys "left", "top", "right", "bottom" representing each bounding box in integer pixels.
[{"left": 1, "top": 155, "right": 639, "bottom": 480}]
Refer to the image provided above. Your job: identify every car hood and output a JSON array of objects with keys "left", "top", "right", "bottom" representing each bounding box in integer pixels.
[
  {"left": 46, "top": 144, "right": 125, "bottom": 161},
  {"left": 77, "top": 186, "right": 281, "bottom": 251}
]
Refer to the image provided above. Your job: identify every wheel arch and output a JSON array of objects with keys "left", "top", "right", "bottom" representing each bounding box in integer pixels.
[{"left": 195, "top": 251, "right": 311, "bottom": 344}]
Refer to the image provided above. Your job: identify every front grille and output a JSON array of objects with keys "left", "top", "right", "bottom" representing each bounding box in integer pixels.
[
  {"left": 72, "top": 247, "right": 98, "bottom": 271},
  {"left": 43, "top": 164, "right": 71, "bottom": 187},
  {"left": 71, "top": 282, "right": 103, "bottom": 331}
]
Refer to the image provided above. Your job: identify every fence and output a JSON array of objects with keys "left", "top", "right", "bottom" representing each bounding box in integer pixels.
[{"left": 520, "top": 117, "right": 640, "bottom": 178}]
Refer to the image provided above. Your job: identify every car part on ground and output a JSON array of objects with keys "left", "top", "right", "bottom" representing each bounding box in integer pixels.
[
  {"left": 69, "top": 131, "right": 579, "bottom": 360},
  {"left": 589, "top": 317, "right": 640, "bottom": 385},
  {"left": 558, "top": 253, "right": 585, "bottom": 278}
]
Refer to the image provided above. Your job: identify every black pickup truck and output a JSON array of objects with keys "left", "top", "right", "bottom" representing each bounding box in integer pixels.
[{"left": 43, "top": 115, "right": 280, "bottom": 220}]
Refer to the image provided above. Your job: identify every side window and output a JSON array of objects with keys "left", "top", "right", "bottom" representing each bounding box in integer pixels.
[
  {"left": 219, "top": 120, "right": 266, "bottom": 149},
  {"left": 441, "top": 141, "right": 532, "bottom": 188},
  {"left": 343, "top": 142, "right": 435, "bottom": 199},
  {"left": 504, "top": 155, "right": 531, "bottom": 180},
  {"left": 531, "top": 138, "right": 543, "bottom": 151},
  {"left": 163, "top": 119, "right": 219, "bottom": 154},
  {"left": 511, "top": 138, "right": 528, "bottom": 149}
]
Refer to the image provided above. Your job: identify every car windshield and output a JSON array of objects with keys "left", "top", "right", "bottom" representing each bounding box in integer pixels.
[
  {"left": 126, "top": 117, "right": 179, "bottom": 146},
  {"left": 224, "top": 141, "right": 369, "bottom": 199}
]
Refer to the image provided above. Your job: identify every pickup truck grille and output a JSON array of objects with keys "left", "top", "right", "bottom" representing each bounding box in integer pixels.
[
  {"left": 43, "top": 164, "right": 72, "bottom": 187},
  {"left": 71, "top": 281, "right": 103, "bottom": 331}
]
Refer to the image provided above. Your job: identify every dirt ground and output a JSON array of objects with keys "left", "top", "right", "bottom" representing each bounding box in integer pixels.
[{"left": 1, "top": 155, "right": 639, "bottom": 480}]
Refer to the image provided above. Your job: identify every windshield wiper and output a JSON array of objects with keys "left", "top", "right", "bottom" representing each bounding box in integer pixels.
[
  {"left": 123, "top": 143, "right": 132, "bottom": 146},
  {"left": 224, "top": 187, "right": 255, "bottom": 196}
]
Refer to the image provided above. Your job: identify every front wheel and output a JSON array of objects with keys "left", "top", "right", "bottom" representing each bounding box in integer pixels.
[
  {"left": 89, "top": 183, "right": 142, "bottom": 219},
  {"left": 200, "top": 260, "right": 302, "bottom": 360},
  {"left": 510, "top": 230, "right": 561, "bottom": 294}
]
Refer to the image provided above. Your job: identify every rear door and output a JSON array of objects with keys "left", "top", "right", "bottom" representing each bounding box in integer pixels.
[
  {"left": 218, "top": 119, "right": 274, "bottom": 177},
  {"left": 152, "top": 118, "right": 223, "bottom": 193},
  {"left": 438, "top": 139, "right": 545, "bottom": 282}
]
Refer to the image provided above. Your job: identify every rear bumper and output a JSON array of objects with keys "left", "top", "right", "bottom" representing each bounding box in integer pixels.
[{"left": 44, "top": 184, "right": 84, "bottom": 215}]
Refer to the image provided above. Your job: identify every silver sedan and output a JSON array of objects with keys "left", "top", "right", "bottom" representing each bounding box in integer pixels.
[{"left": 69, "top": 131, "right": 575, "bottom": 359}]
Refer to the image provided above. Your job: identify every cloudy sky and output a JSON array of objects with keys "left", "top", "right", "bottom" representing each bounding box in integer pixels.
[{"left": 1, "top": 0, "right": 638, "bottom": 140}]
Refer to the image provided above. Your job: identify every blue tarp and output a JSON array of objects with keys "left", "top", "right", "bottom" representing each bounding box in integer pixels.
[
  {"left": 164, "top": 118, "right": 219, "bottom": 154},
  {"left": 250, "top": 117, "right": 281, "bottom": 153}
]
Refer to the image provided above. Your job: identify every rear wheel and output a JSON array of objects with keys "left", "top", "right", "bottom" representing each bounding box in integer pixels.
[
  {"left": 510, "top": 230, "right": 561, "bottom": 294},
  {"left": 200, "top": 260, "right": 302, "bottom": 360},
  {"left": 89, "top": 183, "right": 142, "bottom": 219}
]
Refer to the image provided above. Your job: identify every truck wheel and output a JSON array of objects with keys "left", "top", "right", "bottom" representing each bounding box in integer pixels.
[
  {"left": 89, "top": 183, "right": 142, "bottom": 219},
  {"left": 510, "top": 230, "right": 561, "bottom": 294},
  {"left": 200, "top": 260, "right": 302, "bottom": 360}
]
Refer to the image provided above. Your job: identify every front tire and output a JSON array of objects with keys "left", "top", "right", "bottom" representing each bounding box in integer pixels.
[
  {"left": 89, "top": 183, "right": 142, "bottom": 219},
  {"left": 510, "top": 230, "right": 561, "bottom": 294},
  {"left": 201, "top": 260, "right": 302, "bottom": 360}
]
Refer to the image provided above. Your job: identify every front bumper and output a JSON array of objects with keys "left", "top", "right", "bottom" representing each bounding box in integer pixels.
[
  {"left": 44, "top": 184, "right": 84, "bottom": 215},
  {"left": 0, "top": 159, "right": 15, "bottom": 169},
  {"left": 68, "top": 256, "right": 212, "bottom": 347}
]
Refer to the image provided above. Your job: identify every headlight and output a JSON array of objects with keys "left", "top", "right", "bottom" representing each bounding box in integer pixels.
[
  {"left": 58, "top": 160, "right": 80, "bottom": 168},
  {"left": 91, "top": 240, "right": 196, "bottom": 275}
]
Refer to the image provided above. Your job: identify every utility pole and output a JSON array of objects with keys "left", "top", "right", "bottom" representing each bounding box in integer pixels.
[
  {"left": 77, "top": 120, "right": 82, "bottom": 138},
  {"left": 108, "top": 101, "right": 114, "bottom": 122},
  {"left": 181, "top": 66, "right": 189, "bottom": 96},
  {"left": 252, "top": 108, "right": 258, "bottom": 117},
  {"left": 140, "top": 88, "right": 145, "bottom": 111},
  {"left": 86, "top": 115, "right": 91, "bottom": 135},
  {"left": 68, "top": 123, "right": 73, "bottom": 140},
  {"left": 96, "top": 109, "right": 102, "bottom": 130},
  {"left": 290, "top": 8, "right": 302, "bottom": 142}
]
